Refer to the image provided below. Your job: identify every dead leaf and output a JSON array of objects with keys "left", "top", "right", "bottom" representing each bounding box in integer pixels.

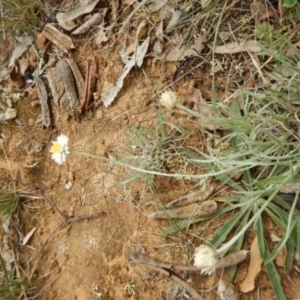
[
  {"left": 36, "top": 32, "right": 48, "bottom": 51},
  {"left": 103, "top": 37, "right": 150, "bottom": 107},
  {"left": 94, "top": 23, "right": 113, "bottom": 45},
  {"left": 275, "top": 248, "right": 287, "bottom": 267},
  {"left": 188, "top": 88, "right": 218, "bottom": 130},
  {"left": 0, "top": 67, "right": 12, "bottom": 82},
  {"left": 239, "top": 236, "right": 262, "bottom": 293},
  {"left": 22, "top": 227, "right": 36, "bottom": 246},
  {"left": 201, "top": 0, "right": 212, "bottom": 9},
  {"left": 8, "top": 35, "right": 33, "bottom": 68},
  {"left": 166, "top": 8, "right": 182, "bottom": 33},
  {"left": 56, "top": 0, "right": 100, "bottom": 31},
  {"left": 218, "top": 280, "right": 240, "bottom": 300},
  {"left": 126, "top": 20, "right": 148, "bottom": 55},
  {"left": 42, "top": 24, "right": 75, "bottom": 53},
  {"left": 165, "top": 35, "right": 206, "bottom": 61},
  {"left": 156, "top": 20, "right": 164, "bottom": 41},
  {"left": 250, "top": 1, "right": 278, "bottom": 22},
  {"left": 148, "top": 200, "right": 217, "bottom": 219},
  {"left": 72, "top": 13, "right": 103, "bottom": 35},
  {"left": 8, "top": 64, "right": 25, "bottom": 91},
  {"left": 214, "top": 40, "right": 261, "bottom": 54}
]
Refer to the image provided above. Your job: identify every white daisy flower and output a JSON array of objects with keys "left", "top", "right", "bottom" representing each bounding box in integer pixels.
[
  {"left": 159, "top": 90, "right": 178, "bottom": 110},
  {"left": 193, "top": 245, "right": 218, "bottom": 275},
  {"left": 50, "top": 134, "right": 70, "bottom": 165}
]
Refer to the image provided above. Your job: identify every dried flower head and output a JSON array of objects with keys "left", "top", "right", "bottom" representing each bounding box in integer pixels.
[
  {"left": 50, "top": 134, "right": 70, "bottom": 165},
  {"left": 193, "top": 245, "right": 218, "bottom": 275},
  {"left": 159, "top": 90, "right": 178, "bottom": 110}
]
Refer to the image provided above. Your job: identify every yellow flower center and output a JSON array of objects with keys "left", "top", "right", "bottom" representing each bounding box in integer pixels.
[{"left": 51, "top": 142, "right": 62, "bottom": 154}]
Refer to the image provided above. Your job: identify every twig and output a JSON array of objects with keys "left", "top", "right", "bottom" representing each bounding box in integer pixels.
[
  {"left": 128, "top": 252, "right": 202, "bottom": 300},
  {"left": 128, "top": 250, "right": 248, "bottom": 272}
]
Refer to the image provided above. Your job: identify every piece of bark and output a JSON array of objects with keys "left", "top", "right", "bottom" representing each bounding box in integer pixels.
[
  {"left": 42, "top": 24, "right": 75, "bottom": 53},
  {"left": 81, "top": 56, "right": 98, "bottom": 111},
  {"left": 66, "top": 56, "right": 85, "bottom": 101},
  {"left": 35, "top": 73, "right": 51, "bottom": 127},
  {"left": 166, "top": 186, "right": 214, "bottom": 208},
  {"left": 47, "top": 59, "right": 79, "bottom": 116}
]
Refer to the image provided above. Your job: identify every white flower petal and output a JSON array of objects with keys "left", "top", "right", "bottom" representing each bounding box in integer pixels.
[
  {"left": 50, "top": 134, "right": 70, "bottom": 164},
  {"left": 159, "top": 90, "right": 178, "bottom": 110},
  {"left": 193, "top": 245, "right": 218, "bottom": 275}
]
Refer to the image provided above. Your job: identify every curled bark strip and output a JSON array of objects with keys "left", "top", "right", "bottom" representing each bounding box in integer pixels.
[
  {"left": 42, "top": 24, "right": 75, "bottom": 53},
  {"left": 81, "top": 55, "right": 97, "bottom": 111},
  {"left": 71, "top": 13, "right": 103, "bottom": 35},
  {"left": 166, "top": 186, "right": 214, "bottom": 208},
  {"left": 148, "top": 200, "right": 217, "bottom": 219},
  {"left": 35, "top": 73, "right": 51, "bottom": 127},
  {"left": 129, "top": 252, "right": 202, "bottom": 300},
  {"left": 216, "top": 250, "right": 249, "bottom": 269},
  {"left": 66, "top": 56, "right": 85, "bottom": 101},
  {"left": 128, "top": 250, "right": 248, "bottom": 274}
]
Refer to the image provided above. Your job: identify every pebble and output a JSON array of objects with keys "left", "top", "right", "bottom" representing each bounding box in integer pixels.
[{"left": 5, "top": 108, "right": 17, "bottom": 120}]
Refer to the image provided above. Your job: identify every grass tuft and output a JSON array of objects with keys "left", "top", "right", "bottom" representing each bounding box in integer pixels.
[{"left": 0, "top": 191, "right": 19, "bottom": 218}]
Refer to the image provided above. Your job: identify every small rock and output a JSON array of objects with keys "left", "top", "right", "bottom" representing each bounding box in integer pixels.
[
  {"left": 28, "top": 118, "right": 35, "bottom": 126},
  {"left": 5, "top": 108, "right": 17, "bottom": 120},
  {"left": 67, "top": 171, "right": 74, "bottom": 181},
  {"left": 95, "top": 109, "right": 103, "bottom": 119}
]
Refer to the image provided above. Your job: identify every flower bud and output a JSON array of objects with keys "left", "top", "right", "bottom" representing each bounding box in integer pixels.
[
  {"left": 193, "top": 245, "right": 218, "bottom": 275},
  {"left": 159, "top": 90, "right": 178, "bottom": 110}
]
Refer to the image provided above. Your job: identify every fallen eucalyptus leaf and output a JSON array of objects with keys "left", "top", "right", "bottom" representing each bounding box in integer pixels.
[
  {"left": 94, "top": 23, "right": 113, "bottom": 45},
  {"left": 239, "top": 236, "right": 262, "bottom": 293},
  {"left": 72, "top": 13, "right": 103, "bottom": 35},
  {"left": 8, "top": 35, "right": 33, "bottom": 68},
  {"left": 22, "top": 227, "right": 36, "bottom": 246},
  {"left": 214, "top": 40, "right": 261, "bottom": 54},
  {"left": 57, "top": 0, "right": 100, "bottom": 31},
  {"left": 165, "top": 35, "right": 206, "bottom": 61},
  {"left": 103, "top": 37, "right": 150, "bottom": 107},
  {"left": 148, "top": 200, "right": 217, "bottom": 219}
]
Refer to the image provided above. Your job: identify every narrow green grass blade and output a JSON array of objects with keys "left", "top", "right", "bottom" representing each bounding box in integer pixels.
[
  {"left": 264, "top": 247, "right": 287, "bottom": 300},
  {"left": 227, "top": 208, "right": 252, "bottom": 282},
  {"left": 265, "top": 221, "right": 296, "bottom": 264},
  {"left": 181, "top": 147, "right": 245, "bottom": 191},
  {"left": 296, "top": 218, "right": 300, "bottom": 260},
  {"left": 210, "top": 205, "right": 250, "bottom": 248},
  {"left": 258, "top": 174, "right": 300, "bottom": 186},
  {"left": 285, "top": 238, "right": 295, "bottom": 272},
  {"left": 255, "top": 215, "right": 266, "bottom": 258}
]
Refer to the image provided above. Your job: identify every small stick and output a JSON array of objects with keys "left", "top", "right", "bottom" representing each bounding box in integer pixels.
[
  {"left": 166, "top": 187, "right": 214, "bottom": 208},
  {"left": 129, "top": 250, "right": 248, "bottom": 272}
]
